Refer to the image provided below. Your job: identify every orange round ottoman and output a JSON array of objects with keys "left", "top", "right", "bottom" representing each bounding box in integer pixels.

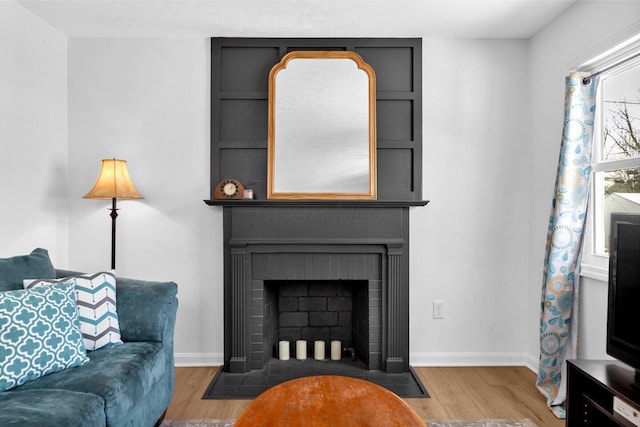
[{"left": 234, "top": 375, "right": 426, "bottom": 427}]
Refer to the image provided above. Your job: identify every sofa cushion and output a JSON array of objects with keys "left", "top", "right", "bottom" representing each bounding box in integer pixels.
[
  {"left": 0, "top": 248, "right": 56, "bottom": 292},
  {"left": 0, "top": 282, "right": 89, "bottom": 392},
  {"left": 13, "top": 341, "right": 167, "bottom": 424},
  {"left": 25, "top": 271, "right": 123, "bottom": 351},
  {"left": 0, "top": 389, "right": 105, "bottom": 427}
]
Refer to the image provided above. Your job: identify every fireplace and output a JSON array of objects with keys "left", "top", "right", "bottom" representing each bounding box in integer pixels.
[{"left": 221, "top": 204, "right": 413, "bottom": 374}]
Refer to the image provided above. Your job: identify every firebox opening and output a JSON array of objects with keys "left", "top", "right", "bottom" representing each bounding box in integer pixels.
[{"left": 263, "top": 280, "right": 371, "bottom": 368}]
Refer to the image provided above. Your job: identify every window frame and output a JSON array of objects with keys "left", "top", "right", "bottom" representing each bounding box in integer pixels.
[{"left": 580, "top": 36, "right": 640, "bottom": 281}]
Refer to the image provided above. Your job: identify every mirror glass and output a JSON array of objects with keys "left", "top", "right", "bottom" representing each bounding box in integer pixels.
[{"left": 268, "top": 51, "right": 376, "bottom": 200}]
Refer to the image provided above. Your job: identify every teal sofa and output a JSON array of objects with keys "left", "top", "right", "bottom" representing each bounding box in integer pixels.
[{"left": 0, "top": 249, "right": 178, "bottom": 427}]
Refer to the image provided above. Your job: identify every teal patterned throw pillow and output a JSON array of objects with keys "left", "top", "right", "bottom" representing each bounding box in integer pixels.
[{"left": 0, "top": 282, "right": 89, "bottom": 391}]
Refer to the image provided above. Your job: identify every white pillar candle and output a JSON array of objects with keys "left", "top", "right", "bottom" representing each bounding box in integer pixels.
[
  {"left": 314, "top": 340, "right": 325, "bottom": 360},
  {"left": 279, "top": 341, "right": 290, "bottom": 361},
  {"left": 296, "top": 340, "right": 307, "bottom": 360},
  {"left": 331, "top": 340, "right": 341, "bottom": 361}
]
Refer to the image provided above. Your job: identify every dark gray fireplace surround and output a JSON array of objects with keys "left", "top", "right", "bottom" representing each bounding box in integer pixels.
[
  {"left": 222, "top": 205, "right": 415, "bottom": 373},
  {"left": 206, "top": 38, "right": 425, "bottom": 374}
]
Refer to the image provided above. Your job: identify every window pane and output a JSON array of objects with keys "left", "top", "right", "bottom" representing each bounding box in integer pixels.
[
  {"left": 597, "top": 168, "right": 640, "bottom": 253},
  {"left": 600, "top": 65, "right": 640, "bottom": 161}
]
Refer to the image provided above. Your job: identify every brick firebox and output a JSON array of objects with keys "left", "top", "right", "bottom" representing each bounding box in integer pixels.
[{"left": 264, "top": 279, "right": 375, "bottom": 366}]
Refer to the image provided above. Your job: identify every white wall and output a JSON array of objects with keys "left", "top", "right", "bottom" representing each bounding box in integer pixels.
[
  {"left": 0, "top": 2, "right": 68, "bottom": 265},
  {"left": 67, "top": 38, "right": 223, "bottom": 365},
  {"left": 410, "top": 39, "right": 531, "bottom": 366},
  {"left": 63, "top": 36, "right": 532, "bottom": 366},
  {"left": 529, "top": 2, "right": 640, "bottom": 363}
]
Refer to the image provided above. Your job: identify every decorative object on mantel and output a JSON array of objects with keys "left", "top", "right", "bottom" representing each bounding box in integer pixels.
[
  {"left": 160, "top": 419, "right": 540, "bottom": 427},
  {"left": 214, "top": 178, "right": 245, "bottom": 200},
  {"left": 83, "top": 158, "right": 143, "bottom": 269}
]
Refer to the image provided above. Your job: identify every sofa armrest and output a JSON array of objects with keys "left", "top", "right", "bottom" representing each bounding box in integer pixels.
[{"left": 115, "top": 277, "right": 178, "bottom": 343}]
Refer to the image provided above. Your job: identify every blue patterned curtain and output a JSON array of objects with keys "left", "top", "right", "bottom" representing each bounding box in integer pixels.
[{"left": 536, "top": 72, "right": 599, "bottom": 418}]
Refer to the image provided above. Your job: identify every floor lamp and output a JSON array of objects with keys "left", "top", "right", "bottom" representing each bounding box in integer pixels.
[{"left": 83, "top": 159, "right": 144, "bottom": 270}]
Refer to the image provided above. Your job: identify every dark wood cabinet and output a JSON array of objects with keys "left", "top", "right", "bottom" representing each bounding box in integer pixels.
[{"left": 567, "top": 359, "right": 640, "bottom": 426}]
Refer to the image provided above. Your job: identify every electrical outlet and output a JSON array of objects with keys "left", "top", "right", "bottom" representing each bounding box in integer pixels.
[{"left": 433, "top": 300, "right": 445, "bottom": 319}]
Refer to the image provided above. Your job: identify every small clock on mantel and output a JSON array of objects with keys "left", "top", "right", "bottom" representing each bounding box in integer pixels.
[{"left": 214, "top": 178, "right": 245, "bottom": 200}]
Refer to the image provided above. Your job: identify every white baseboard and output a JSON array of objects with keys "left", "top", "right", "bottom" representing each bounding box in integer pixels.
[
  {"left": 173, "top": 352, "right": 541, "bottom": 370},
  {"left": 525, "top": 353, "right": 539, "bottom": 373},
  {"left": 174, "top": 353, "right": 223, "bottom": 367},
  {"left": 410, "top": 352, "right": 537, "bottom": 368}
]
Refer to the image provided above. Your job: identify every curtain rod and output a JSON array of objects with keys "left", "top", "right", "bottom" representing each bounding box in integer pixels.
[{"left": 582, "top": 50, "right": 640, "bottom": 85}]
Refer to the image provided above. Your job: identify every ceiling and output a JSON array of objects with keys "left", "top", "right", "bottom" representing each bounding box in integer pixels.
[{"left": 18, "top": 0, "right": 577, "bottom": 39}]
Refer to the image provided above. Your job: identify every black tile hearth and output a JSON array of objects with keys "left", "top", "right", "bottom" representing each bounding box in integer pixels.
[{"left": 202, "top": 359, "right": 429, "bottom": 400}]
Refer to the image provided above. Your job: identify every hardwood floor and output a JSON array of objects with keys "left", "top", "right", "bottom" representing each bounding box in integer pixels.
[{"left": 165, "top": 366, "right": 564, "bottom": 427}]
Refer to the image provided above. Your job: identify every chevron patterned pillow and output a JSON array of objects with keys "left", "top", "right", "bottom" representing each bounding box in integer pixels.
[{"left": 25, "top": 271, "right": 123, "bottom": 351}]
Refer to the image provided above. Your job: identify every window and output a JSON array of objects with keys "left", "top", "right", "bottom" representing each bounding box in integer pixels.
[
  {"left": 592, "top": 59, "right": 640, "bottom": 255},
  {"left": 584, "top": 43, "right": 640, "bottom": 272}
]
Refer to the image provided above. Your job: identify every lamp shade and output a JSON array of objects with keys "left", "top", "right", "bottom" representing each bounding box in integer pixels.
[{"left": 83, "top": 159, "right": 143, "bottom": 200}]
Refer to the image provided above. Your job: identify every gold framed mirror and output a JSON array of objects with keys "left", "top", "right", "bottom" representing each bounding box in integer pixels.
[{"left": 267, "top": 51, "right": 377, "bottom": 200}]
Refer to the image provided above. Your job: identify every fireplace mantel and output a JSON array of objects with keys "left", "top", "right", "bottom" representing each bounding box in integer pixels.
[{"left": 205, "top": 200, "right": 429, "bottom": 207}]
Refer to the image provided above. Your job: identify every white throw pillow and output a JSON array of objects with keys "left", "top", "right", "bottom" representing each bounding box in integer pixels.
[{"left": 25, "top": 271, "right": 122, "bottom": 351}]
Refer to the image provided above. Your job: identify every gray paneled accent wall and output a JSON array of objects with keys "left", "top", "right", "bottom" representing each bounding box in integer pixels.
[
  {"left": 210, "top": 38, "right": 424, "bottom": 374},
  {"left": 210, "top": 38, "right": 422, "bottom": 201}
]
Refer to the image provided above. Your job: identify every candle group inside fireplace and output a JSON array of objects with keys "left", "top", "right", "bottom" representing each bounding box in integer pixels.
[{"left": 278, "top": 340, "right": 341, "bottom": 361}]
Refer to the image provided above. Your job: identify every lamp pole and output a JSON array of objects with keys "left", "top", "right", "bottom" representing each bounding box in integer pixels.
[{"left": 110, "top": 197, "right": 118, "bottom": 270}]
